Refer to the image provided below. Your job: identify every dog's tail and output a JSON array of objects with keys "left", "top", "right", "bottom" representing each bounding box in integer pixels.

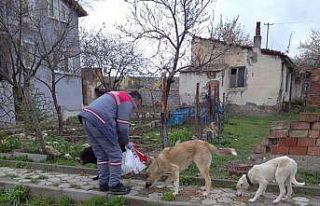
[
  {"left": 208, "top": 144, "right": 237, "bottom": 156},
  {"left": 290, "top": 175, "right": 305, "bottom": 186},
  {"left": 290, "top": 162, "right": 305, "bottom": 186}
]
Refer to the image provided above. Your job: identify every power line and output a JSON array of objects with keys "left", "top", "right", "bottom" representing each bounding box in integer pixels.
[{"left": 272, "top": 20, "right": 317, "bottom": 25}]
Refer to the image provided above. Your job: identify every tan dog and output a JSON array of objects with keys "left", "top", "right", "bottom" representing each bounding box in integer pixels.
[
  {"left": 236, "top": 156, "right": 305, "bottom": 204},
  {"left": 145, "top": 140, "right": 237, "bottom": 195}
]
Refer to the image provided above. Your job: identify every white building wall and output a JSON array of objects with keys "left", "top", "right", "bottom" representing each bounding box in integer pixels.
[
  {"left": 179, "top": 72, "right": 208, "bottom": 106},
  {"left": 180, "top": 49, "right": 285, "bottom": 107},
  {"left": 225, "top": 52, "right": 283, "bottom": 106}
]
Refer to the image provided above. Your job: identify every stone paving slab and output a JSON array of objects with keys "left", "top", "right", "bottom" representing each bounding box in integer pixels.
[{"left": 0, "top": 167, "right": 319, "bottom": 205}]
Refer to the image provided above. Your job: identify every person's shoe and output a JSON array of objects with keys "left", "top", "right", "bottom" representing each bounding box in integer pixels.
[
  {"left": 109, "top": 183, "right": 131, "bottom": 195},
  {"left": 99, "top": 184, "right": 109, "bottom": 192}
]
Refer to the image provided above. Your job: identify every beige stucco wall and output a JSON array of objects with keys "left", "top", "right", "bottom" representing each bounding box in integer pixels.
[
  {"left": 225, "top": 51, "right": 283, "bottom": 106},
  {"left": 180, "top": 39, "right": 288, "bottom": 107}
]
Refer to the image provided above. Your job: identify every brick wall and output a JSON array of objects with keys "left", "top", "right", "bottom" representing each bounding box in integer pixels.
[
  {"left": 269, "top": 112, "right": 320, "bottom": 156},
  {"left": 307, "top": 68, "right": 320, "bottom": 107}
]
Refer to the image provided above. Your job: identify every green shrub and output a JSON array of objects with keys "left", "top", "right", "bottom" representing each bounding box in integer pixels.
[
  {"left": 105, "top": 196, "right": 128, "bottom": 206},
  {"left": 77, "top": 196, "right": 107, "bottom": 206},
  {"left": 0, "top": 187, "right": 9, "bottom": 204},
  {"left": 28, "top": 196, "right": 55, "bottom": 206},
  {"left": 161, "top": 192, "right": 175, "bottom": 201},
  {"left": 0, "top": 136, "right": 20, "bottom": 153},
  {"left": 58, "top": 196, "right": 75, "bottom": 206},
  {"left": 168, "top": 126, "right": 193, "bottom": 146},
  {"left": 8, "top": 185, "right": 30, "bottom": 206}
]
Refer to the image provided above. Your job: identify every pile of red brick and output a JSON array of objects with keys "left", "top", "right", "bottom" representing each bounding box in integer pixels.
[{"left": 269, "top": 112, "right": 320, "bottom": 156}]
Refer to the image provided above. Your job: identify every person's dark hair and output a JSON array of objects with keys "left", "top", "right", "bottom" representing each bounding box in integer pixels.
[{"left": 129, "top": 91, "right": 142, "bottom": 103}]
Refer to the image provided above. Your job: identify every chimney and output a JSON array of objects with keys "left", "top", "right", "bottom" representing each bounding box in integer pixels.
[{"left": 254, "top": 22, "right": 261, "bottom": 49}]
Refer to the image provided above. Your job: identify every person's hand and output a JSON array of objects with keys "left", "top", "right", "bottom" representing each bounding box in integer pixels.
[{"left": 126, "top": 142, "right": 133, "bottom": 150}]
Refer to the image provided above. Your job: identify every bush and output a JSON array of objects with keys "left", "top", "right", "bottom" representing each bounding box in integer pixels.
[
  {"left": 168, "top": 126, "right": 193, "bottom": 146},
  {"left": 0, "top": 187, "right": 9, "bottom": 204},
  {"left": 161, "top": 192, "right": 175, "bottom": 201},
  {"left": 28, "top": 196, "right": 55, "bottom": 206},
  {"left": 8, "top": 185, "right": 30, "bottom": 206},
  {"left": 77, "top": 197, "right": 108, "bottom": 206},
  {"left": 105, "top": 196, "right": 128, "bottom": 206},
  {"left": 58, "top": 196, "right": 75, "bottom": 206},
  {"left": 0, "top": 136, "right": 20, "bottom": 153}
]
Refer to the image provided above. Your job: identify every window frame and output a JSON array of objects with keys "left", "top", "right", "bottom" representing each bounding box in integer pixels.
[
  {"left": 230, "top": 66, "right": 246, "bottom": 88},
  {"left": 48, "top": 0, "right": 70, "bottom": 22},
  {"left": 48, "top": 0, "right": 59, "bottom": 19},
  {"left": 59, "top": 1, "right": 69, "bottom": 22},
  {"left": 22, "top": 38, "right": 36, "bottom": 70}
]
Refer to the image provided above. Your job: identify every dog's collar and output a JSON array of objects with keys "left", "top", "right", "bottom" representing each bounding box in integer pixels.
[{"left": 245, "top": 174, "right": 253, "bottom": 186}]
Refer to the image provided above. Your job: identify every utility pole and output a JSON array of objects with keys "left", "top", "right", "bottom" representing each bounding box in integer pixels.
[
  {"left": 264, "top": 22, "right": 274, "bottom": 49},
  {"left": 286, "top": 32, "right": 293, "bottom": 54}
]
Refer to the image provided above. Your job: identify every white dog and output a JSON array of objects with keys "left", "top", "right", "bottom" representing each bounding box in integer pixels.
[{"left": 236, "top": 156, "right": 305, "bottom": 204}]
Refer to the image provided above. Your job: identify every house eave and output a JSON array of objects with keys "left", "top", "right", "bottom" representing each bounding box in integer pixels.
[{"left": 64, "top": 0, "right": 88, "bottom": 17}]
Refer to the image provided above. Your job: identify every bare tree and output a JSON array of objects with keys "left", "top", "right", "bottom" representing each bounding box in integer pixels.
[
  {"left": 0, "top": 0, "right": 48, "bottom": 151},
  {"left": 120, "top": 0, "right": 219, "bottom": 147},
  {"left": 81, "top": 30, "right": 144, "bottom": 91},
  {"left": 210, "top": 15, "right": 252, "bottom": 46},
  {"left": 0, "top": 0, "right": 84, "bottom": 151},
  {"left": 295, "top": 30, "right": 320, "bottom": 69},
  {"left": 34, "top": 7, "right": 82, "bottom": 134}
]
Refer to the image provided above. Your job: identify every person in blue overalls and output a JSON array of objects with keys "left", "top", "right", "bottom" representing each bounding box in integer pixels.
[{"left": 78, "top": 91, "right": 142, "bottom": 195}]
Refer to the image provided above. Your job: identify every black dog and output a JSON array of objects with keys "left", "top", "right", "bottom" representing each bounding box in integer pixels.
[
  {"left": 79, "top": 147, "right": 97, "bottom": 165},
  {"left": 79, "top": 147, "right": 99, "bottom": 180},
  {"left": 79, "top": 145, "right": 126, "bottom": 180}
]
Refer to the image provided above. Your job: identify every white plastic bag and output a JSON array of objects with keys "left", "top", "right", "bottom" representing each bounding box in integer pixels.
[
  {"left": 121, "top": 149, "right": 136, "bottom": 175},
  {"left": 132, "top": 152, "right": 146, "bottom": 174},
  {"left": 121, "top": 148, "right": 146, "bottom": 175}
]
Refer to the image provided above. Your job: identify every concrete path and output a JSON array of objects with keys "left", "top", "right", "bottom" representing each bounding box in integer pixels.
[{"left": 0, "top": 167, "right": 319, "bottom": 206}]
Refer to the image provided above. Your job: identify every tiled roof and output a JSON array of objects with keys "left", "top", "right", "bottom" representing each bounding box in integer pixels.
[{"left": 183, "top": 36, "right": 295, "bottom": 73}]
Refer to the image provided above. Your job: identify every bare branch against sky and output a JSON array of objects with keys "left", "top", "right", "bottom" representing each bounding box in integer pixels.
[{"left": 80, "top": 0, "right": 320, "bottom": 57}]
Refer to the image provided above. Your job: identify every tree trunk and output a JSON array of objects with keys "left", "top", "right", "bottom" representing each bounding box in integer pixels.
[
  {"left": 12, "top": 84, "right": 23, "bottom": 122},
  {"left": 150, "top": 89, "right": 156, "bottom": 118},
  {"left": 22, "top": 87, "right": 46, "bottom": 153},
  {"left": 195, "top": 83, "right": 201, "bottom": 138},
  {"left": 51, "top": 70, "right": 64, "bottom": 134},
  {"left": 160, "top": 72, "right": 169, "bottom": 148}
]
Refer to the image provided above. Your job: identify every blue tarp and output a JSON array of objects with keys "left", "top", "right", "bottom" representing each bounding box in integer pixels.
[{"left": 168, "top": 105, "right": 224, "bottom": 126}]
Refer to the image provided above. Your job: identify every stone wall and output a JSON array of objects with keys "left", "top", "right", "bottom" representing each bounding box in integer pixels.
[
  {"left": 225, "top": 103, "right": 278, "bottom": 116},
  {"left": 139, "top": 88, "right": 180, "bottom": 112},
  {"left": 268, "top": 112, "right": 320, "bottom": 156}
]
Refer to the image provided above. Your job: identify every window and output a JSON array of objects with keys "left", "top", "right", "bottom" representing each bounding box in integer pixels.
[
  {"left": 48, "top": 0, "right": 70, "bottom": 22},
  {"left": 22, "top": 38, "right": 35, "bottom": 69},
  {"left": 48, "top": 0, "right": 59, "bottom": 19},
  {"left": 59, "top": 1, "right": 69, "bottom": 22},
  {"left": 21, "top": 0, "right": 29, "bottom": 14},
  {"left": 58, "top": 55, "right": 73, "bottom": 72},
  {"left": 5, "top": 1, "right": 13, "bottom": 16},
  {"left": 230, "top": 67, "right": 246, "bottom": 88},
  {"left": 20, "top": 0, "right": 35, "bottom": 15}
]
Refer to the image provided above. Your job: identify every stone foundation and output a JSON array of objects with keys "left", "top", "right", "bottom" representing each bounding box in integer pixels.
[{"left": 225, "top": 103, "right": 278, "bottom": 116}]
